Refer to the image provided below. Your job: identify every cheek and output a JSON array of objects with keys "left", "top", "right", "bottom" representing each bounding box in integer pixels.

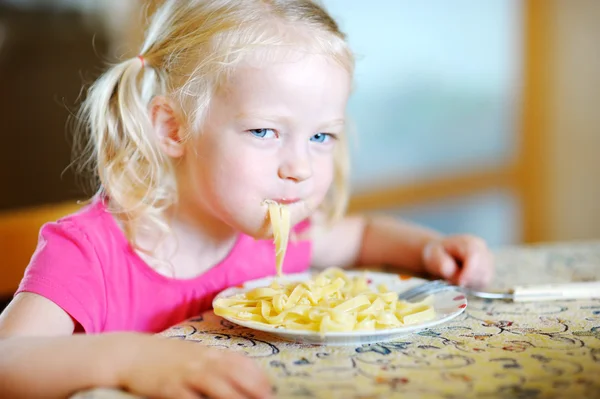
[
  {"left": 313, "top": 154, "right": 336, "bottom": 193},
  {"left": 206, "top": 144, "right": 272, "bottom": 200},
  {"left": 221, "top": 149, "right": 269, "bottom": 184}
]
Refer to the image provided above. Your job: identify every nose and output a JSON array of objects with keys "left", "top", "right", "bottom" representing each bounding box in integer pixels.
[{"left": 278, "top": 144, "right": 312, "bottom": 182}]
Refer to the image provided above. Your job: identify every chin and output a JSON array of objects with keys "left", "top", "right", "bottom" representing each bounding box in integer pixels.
[
  {"left": 229, "top": 216, "right": 272, "bottom": 240},
  {"left": 252, "top": 229, "right": 274, "bottom": 240}
]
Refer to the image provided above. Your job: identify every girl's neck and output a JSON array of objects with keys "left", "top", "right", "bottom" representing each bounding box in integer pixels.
[
  {"left": 126, "top": 202, "right": 240, "bottom": 280},
  {"left": 169, "top": 199, "right": 237, "bottom": 244}
]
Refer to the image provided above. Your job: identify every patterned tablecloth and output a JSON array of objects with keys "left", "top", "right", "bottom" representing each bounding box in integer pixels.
[{"left": 74, "top": 242, "right": 600, "bottom": 399}]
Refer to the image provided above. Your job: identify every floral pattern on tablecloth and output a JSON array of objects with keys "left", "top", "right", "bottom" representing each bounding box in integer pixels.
[{"left": 73, "top": 242, "right": 600, "bottom": 399}]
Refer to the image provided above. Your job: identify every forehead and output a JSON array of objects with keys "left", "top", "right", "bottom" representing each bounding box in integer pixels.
[{"left": 217, "top": 49, "right": 351, "bottom": 116}]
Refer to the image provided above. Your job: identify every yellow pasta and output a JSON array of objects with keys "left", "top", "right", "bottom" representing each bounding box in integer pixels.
[
  {"left": 265, "top": 200, "right": 290, "bottom": 277},
  {"left": 213, "top": 268, "right": 435, "bottom": 332},
  {"left": 213, "top": 202, "right": 436, "bottom": 333}
]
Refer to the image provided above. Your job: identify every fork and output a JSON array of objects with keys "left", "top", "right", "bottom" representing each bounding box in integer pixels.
[
  {"left": 398, "top": 279, "right": 600, "bottom": 302},
  {"left": 397, "top": 280, "right": 463, "bottom": 302}
]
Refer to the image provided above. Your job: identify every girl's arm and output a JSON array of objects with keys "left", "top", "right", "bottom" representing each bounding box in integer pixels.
[
  {"left": 0, "top": 293, "right": 272, "bottom": 399},
  {"left": 311, "top": 213, "right": 494, "bottom": 288},
  {"left": 0, "top": 333, "right": 128, "bottom": 398},
  {"left": 0, "top": 293, "right": 116, "bottom": 398}
]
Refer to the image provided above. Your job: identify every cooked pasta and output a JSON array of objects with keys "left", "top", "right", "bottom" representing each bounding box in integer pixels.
[
  {"left": 214, "top": 268, "right": 436, "bottom": 333},
  {"left": 265, "top": 200, "right": 290, "bottom": 277},
  {"left": 212, "top": 202, "right": 436, "bottom": 333}
]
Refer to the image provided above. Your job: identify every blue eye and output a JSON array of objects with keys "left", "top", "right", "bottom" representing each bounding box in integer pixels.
[
  {"left": 310, "top": 133, "right": 331, "bottom": 143},
  {"left": 249, "top": 128, "right": 277, "bottom": 139}
]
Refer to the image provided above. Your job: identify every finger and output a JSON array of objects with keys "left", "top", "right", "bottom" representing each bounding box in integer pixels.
[
  {"left": 455, "top": 252, "right": 479, "bottom": 287},
  {"left": 189, "top": 352, "right": 272, "bottom": 399},
  {"left": 226, "top": 357, "right": 273, "bottom": 399},
  {"left": 423, "top": 242, "right": 458, "bottom": 279},
  {"left": 442, "top": 237, "right": 488, "bottom": 287},
  {"left": 439, "top": 235, "right": 482, "bottom": 261},
  {"left": 191, "top": 376, "right": 247, "bottom": 399},
  {"left": 470, "top": 251, "right": 495, "bottom": 288},
  {"left": 154, "top": 383, "right": 202, "bottom": 399},
  {"left": 466, "top": 241, "right": 494, "bottom": 288}
]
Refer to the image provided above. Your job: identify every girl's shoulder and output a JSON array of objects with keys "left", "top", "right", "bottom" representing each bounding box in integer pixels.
[
  {"left": 41, "top": 196, "right": 128, "bottom": 251},
  {"left": 18, "top": 197, "right": 130, "bottom": 332}
]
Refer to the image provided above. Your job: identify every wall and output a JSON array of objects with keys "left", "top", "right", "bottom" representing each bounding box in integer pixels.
[
  {"left": 546, "top": 0, "right": 600, "bottom": 241},
  {"left": 323, "top": 0, "right": 523, "bottom": 248}
]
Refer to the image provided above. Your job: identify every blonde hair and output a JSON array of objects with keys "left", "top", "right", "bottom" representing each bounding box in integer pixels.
[{"left": 75, "top": 0, "right": 354, "bottom": 245}]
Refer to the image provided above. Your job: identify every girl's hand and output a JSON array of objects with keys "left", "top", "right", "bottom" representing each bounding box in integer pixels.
[
  {"left": 116, "top": 334, "right": 273, "bottom": 399},
  {"left": 422, "top": 235, "right": 494, "bottom": 288}
]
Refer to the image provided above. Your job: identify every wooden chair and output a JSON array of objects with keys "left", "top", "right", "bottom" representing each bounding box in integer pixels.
[{"left": 0, "top": 201, "right": 82, "bottom": 298}]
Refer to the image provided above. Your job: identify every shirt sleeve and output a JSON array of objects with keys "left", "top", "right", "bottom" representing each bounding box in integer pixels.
[{"left": 15, "top": 220, "right": 107, "bottom": 333}]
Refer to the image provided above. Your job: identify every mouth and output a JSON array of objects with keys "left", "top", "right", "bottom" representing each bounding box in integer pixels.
[{"left": 271, "top": 198, "right": 301, "bottom": 205}]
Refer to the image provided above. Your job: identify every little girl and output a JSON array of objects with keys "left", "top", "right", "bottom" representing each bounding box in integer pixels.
[{"left": 0, "top": 1, "right": 494, "bottom": 398}]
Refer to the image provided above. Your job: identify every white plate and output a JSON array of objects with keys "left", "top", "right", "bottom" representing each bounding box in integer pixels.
[{"left": 213, "top": 271, "right": 467, "bottom": 345}]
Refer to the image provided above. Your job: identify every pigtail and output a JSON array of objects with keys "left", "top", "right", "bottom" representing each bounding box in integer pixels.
[{"left": 76, "top": 54, "right": 173, "bottom": 241}]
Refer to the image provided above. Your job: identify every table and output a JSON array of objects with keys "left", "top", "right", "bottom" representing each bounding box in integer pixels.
[{"left": 73, "top": 242, "right": 600, "bottom": 398}]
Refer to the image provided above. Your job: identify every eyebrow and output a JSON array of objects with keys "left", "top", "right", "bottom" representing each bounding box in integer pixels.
[
  {"left": 235, "top": 113, "right": 288, "bottom": 124},
  {"left": 236, "top": 113, "right": 346, "bottom": 128},
  {"left": 323, "top": 119, "right": 346, "bottom": 127}
]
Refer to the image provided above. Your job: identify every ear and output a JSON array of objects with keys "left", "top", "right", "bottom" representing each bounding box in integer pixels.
[{"left": 149, "top": 96, "right": 185, "bottom": 158}]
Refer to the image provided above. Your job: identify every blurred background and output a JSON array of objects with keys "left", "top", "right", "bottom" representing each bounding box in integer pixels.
[{"left": 0, "top": 0, "right": 599, "bottom": 303}]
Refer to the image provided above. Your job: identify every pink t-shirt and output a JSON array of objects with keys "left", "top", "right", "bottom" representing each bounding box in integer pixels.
[{"left": 16, "top": 198, "right": 311, "bottom": 333}]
